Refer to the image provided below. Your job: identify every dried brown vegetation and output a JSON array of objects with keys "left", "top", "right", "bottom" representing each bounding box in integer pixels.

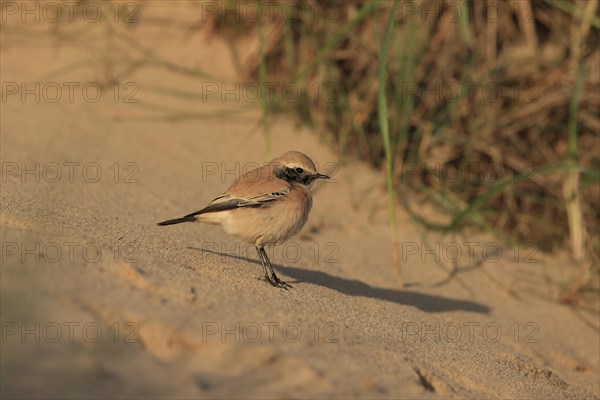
[{"left": 211, "top": 0, "right": 600, "bottom": 298}]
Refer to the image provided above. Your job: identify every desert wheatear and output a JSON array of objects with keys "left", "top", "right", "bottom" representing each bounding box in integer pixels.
[{"left": 157, "top": 151, "right": 330, "bottom": 289}]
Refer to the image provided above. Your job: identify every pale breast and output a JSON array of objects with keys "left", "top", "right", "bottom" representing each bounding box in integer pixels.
[{"left": 222, "top": 183, "right": 313, "bottom": 246}]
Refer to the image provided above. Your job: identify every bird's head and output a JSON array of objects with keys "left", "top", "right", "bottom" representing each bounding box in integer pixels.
[{"left": 272, "top": 151, "right": 330, "bottom": 186}]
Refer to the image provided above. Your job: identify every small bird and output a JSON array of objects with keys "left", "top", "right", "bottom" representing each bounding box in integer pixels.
[{"left": 157, "top": 151, "right": 330, "bottom": 289}]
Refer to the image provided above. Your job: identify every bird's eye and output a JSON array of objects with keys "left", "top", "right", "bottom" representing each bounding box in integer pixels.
[{"left": 295, "top": 167, "right": 304, "bottom": 174}]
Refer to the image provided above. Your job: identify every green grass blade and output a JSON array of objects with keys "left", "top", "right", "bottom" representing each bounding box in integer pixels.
[{"left": 378, "top": 0, "right": 402, "bottom": 287}]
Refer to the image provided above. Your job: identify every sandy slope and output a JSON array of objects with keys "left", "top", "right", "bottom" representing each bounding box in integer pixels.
[{"left": 1, "top": 5, "right": 599, "bottom": 399}]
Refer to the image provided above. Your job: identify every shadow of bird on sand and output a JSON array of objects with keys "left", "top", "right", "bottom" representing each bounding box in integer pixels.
[{"left": 190, "top": 247, "right": 490, "bottom": 314}]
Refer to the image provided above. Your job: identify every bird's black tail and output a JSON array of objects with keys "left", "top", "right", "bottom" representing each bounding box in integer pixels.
[{"left": 157, "top": 216, "right": 197, "bottom": 226}]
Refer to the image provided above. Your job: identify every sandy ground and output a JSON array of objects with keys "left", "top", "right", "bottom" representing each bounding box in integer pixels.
[{"left": 1, "top": 3, "right": 599, "bottom": 399}]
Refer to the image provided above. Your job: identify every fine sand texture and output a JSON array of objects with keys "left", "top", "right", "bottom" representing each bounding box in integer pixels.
[{"left": 1, "top": 5, "right": 599, "bottom": 399}]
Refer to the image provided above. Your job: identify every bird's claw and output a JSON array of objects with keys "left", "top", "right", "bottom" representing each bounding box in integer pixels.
[{"left": 261, "top": 274, "right": 293, "bottom": 289}]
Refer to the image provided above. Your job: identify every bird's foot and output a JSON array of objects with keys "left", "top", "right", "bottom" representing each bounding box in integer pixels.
[{"left": 262, "top": 273, "right": 293, "bottom": 290}]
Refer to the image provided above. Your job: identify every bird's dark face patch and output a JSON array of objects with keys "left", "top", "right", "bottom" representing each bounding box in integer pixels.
[{"left": 275, "top": 165, "right": 315, "bottom": 186}]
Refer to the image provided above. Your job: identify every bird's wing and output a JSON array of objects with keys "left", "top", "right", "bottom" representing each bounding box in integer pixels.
[
  {"left": 183, "top": 178, "right": 291, "bottom": 218},
  {"left": 225, "top": 163, "right": 293, "bottom": 201}
]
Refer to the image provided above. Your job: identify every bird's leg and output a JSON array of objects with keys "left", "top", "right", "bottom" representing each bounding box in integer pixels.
[
  {"left": 259, "top": 247, "right": 293, "bottom": 289},
  {"left": 255, "top": 245, "right": 272, "bottom": 283}
]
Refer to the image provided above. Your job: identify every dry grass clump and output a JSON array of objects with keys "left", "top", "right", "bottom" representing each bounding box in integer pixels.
[
  {"left": 212, "top": 1, "right": 599, "bottom": 253},
  {"left": 208, "top": 0, "right": 599, "bottom": 298}
]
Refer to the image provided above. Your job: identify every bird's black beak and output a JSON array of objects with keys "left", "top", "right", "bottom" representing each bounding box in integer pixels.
[{"left": 315, "top": 173, "right": 330, "bottom": 180}]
